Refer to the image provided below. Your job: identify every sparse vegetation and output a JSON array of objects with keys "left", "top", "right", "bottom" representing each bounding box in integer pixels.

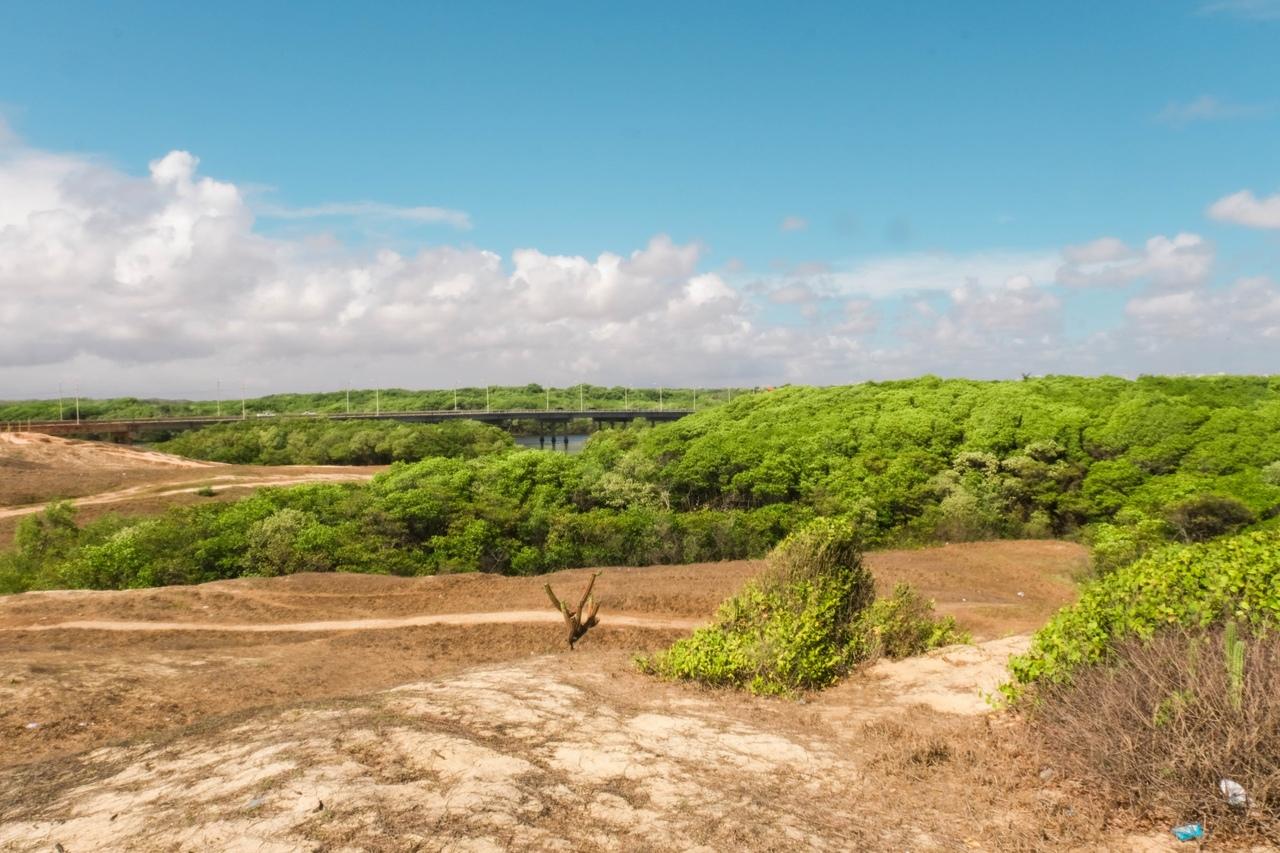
[
  {"left": 1028, "top": 624, "right": 1280, "bottom": 838},
  {"left": 639, "top": 519, "right": 963, "bottom": 695}
]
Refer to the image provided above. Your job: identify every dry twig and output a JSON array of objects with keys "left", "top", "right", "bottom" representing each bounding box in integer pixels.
[{"left": 544, "top": 572, "right": 601, "bottom": 649}]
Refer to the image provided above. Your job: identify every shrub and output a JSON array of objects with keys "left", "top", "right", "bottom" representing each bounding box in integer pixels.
[
  {"left": 1028, "top": 624, "right": 1280, "bottom": 838},
  {"left": 1008, "top": 530, "right": 1280, "bottom": 692},
  {"left": 1164, "top": 494, "right": 1256, "bottom": 543},
  {"left": 855, "top": 583, "right": 969, "bottom": 659},
  {"left": 641, "top": 519, "right": 962, "bottom": 695}
]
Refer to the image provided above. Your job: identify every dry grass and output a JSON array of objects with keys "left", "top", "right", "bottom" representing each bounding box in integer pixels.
[{"left": 1028, "top": 625, "right": 1280, "bottom": 842}]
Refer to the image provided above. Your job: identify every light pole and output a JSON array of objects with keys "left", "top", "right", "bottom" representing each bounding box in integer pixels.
[
  {"left": 579, "top": 384, "right": 584, "bottom": 413},
  {"left": 624, "top": 388, "right": 628, "bottom": 409},
  {"left": 216, "top": 379, "right": 222, "bottom": 417},
  {"left": 453, "top": 389, "right": 458, "bottom": 411},
  {"left": 241, "top": 381, "right": 246, "bottom": 420},
  {"left": 545, "top": 387, "right": 550, "bottom": 412},
  {"left": 485, "top": 386, "right": 490, "bottom": 413},
  {"left": 693, "top": 388, "right": 698, "bottom": 411},
  {"left": 659, "top": 386, "right": 663, "bottom": 412},
  {"left": 74, "top": 382, "right": 80, "bottom": 425},
  {"left": 375, "top": 388, "right": 380, "bottom": 416},
  {"left": 345, "top": 385, "right": 350, "bottom": 414},
  {"left": 58, "top": 382, "right": 64, "bottom": 421}
]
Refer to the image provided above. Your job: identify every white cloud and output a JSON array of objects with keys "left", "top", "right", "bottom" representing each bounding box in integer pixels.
[
  {"left": 259, "top": 201, "right": 472, "bottom": 229},
  {"left": 1056, "top": 233, "right": 1213, "bottom": 289},
  {"left": 1155, "top": 95, "right": 1270, "bottom": 126},
  {"left": 1208, "top": 189, "right": 1280, "bottom": 229},
  {"left": 1125, "top": 276, "right": 1280, "bottom": 339},
  {"left": 779, "top": 215, "right": 808, "bottom": 232}
]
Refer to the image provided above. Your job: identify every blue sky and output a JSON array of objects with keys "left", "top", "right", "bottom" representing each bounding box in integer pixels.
[{"left": 1, "top": 1, "right": 1279, "bottom": 395}]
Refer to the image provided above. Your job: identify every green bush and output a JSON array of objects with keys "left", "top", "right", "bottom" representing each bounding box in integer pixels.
[
  {"left": 855, "top": 583, "right": 969, "bottom": 659},
  {"left": 641, "top": 519, "right": 962, "bottom": 695},
  {"left": 1163, "top": 493, "right": 1256, "bottom": 542},
  {"left": 1007, "top": 529, "right": 1280, "bottom": 693}
]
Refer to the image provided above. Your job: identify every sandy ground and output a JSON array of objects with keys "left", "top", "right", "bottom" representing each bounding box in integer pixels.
[
  {"left": 0, "top": 543, "right": 1085, "bottom": 771},
  {"left": 0, "top": 542, "right": 1208, "bottom": 852},
  {"left": 0, "top": 545, "right": 1230, "bottom": 851},
  {"left": 0, "top": 435, "right": 1204, "bottom": 850}
]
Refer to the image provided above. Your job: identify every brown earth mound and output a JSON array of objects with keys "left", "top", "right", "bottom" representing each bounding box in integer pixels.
[{"left": 0, "top": 432, "right": 381, "bottom": 540}]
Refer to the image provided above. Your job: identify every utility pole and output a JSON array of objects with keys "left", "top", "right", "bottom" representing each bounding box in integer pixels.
[
  {"left": 375, "top": 388, "right": 380, "bottom": 415},
  {"left": 546, "top": 387, "right": 550, "bottom": 411},
  {"left": 75, "top": 382, "right": 80, "bottom": 425},
  {"left": 728, "top": 387, "right": 732, "bottom": 403},
  {"left": 216, "top": 379, "right": 222, "bottom": 417},
  {"left": 345, "top": 385, "right": 350, "bottom": 414},
  {"left": 659, "top": 386, "right": 663, "bottom": 412},
  {"left": 454, "top": 389, "right": 458, "bottom": 411},
  {"left": 693, "top": 388, "right": 698, "bottom": 411},
  {"left": 624, "top": 388, "right": 628, "bottom": 409},
  {"left": 58, "top": 382, "right": 64, "bottom": 421},
  {"left": 241, "top": 381, "right": 247, "bottom": 420},
  {"left": 485, "top": 386, "right": 490, "bottom": 413},
  {"left": 579, "top": 384, "right": 584, "bottom": 413}
]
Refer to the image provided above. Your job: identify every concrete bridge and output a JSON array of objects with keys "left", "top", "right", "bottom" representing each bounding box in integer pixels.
[{"left": 3, "top": 409, "right": 694, "bottom": 441}]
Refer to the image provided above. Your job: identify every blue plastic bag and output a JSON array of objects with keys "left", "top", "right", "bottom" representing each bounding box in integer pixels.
[{"left": 1172, "top": 823, "right": 1203, "bottom": 841}]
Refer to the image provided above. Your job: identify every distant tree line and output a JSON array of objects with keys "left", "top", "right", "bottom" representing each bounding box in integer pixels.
[{"left": 0, "top": 384, "right": 749, "bottom": 423}]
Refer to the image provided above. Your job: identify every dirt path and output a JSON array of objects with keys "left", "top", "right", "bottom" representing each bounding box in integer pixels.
[{"left": 2, "top": 609, "right": 703, "bottom": 634}]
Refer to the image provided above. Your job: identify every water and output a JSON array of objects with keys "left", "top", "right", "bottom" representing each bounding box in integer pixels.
[{"left": 513, "top": 433, "right": 591, "bottom": 453}]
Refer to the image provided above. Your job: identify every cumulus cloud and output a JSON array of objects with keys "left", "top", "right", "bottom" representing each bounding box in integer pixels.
[
  {"left": 1155, "top": 95, "right": 1270, "bottom": 126},
  {"left": 1125, "top": 276, "right": 1280, "bottom": 340},
  {"left": 1208, "top": 189, "right": 1280, "bottom": 229},
  {"left": 0, "top": 139, "right": 851, "bottom": 391},
  {"left": 1056, "top": 233, "right": 1213, "bottom": 289},
  {"left": 779, "top": 215, "right": 808, "bottom": 232}
]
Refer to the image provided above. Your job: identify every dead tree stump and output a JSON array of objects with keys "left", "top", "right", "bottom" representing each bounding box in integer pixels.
[{"left": 544, "top": 572, "right": 601, "bottom": 649}]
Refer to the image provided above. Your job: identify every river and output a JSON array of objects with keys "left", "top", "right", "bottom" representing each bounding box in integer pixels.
[{"left": 513, "top": 433, "right": 591, "bottom": 453}]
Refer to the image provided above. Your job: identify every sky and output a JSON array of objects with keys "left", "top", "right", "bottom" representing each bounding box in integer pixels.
[{"left": 1, "top": 0, "right": 1279, "bottom": 398}]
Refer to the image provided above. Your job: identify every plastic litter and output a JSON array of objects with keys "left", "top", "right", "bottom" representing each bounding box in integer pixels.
[
  {"left": 1171, "top": 823, "right": 1203, "bottom": 842},
  {"left": 24, "top": 722, "right": 39, "bottom": 730},
  {"left": 1220, "top": 778, "right": 1249, "bottom": 808}
]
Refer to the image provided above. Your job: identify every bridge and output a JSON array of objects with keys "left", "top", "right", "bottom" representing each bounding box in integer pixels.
[{"left": 3, "top": 409, "right": 695, "bottom": 441}]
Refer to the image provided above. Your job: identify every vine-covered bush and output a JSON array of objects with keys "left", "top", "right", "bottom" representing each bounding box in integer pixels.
[
  {"left": 640, "top": 519, "right": 964, "bottom": 695},
  {"left": 1007, "top": 529, "right": 1280, "bottom": 692}
]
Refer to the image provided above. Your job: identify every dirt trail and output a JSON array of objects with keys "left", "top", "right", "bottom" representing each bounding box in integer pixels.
[{"left": 2, "top": 609, "right": 703, "bottom": 634}]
